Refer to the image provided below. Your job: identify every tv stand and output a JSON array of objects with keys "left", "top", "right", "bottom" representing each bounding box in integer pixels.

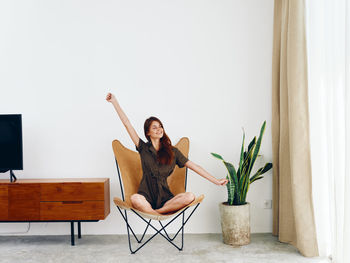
[
  {"left": 9, "top": 170, "right": 17, "bottom": 182},
  {"left": 0, "top": 178, "right": 110, "bottom": 245},
  {"left": 0, "top": 170, "right": 17, "bottom": 183}
]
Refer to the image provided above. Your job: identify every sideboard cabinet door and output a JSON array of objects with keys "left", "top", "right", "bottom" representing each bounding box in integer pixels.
[
  {"left": 8, "top": 184, "right": 40, "bottom": 221},
  {"left": 0, "top": 185, "right": 8, "bottom": 220}
]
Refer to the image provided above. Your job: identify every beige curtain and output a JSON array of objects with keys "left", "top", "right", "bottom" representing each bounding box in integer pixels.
[{"left": 272, "top": 0, "right": 319, "bottom": 257}]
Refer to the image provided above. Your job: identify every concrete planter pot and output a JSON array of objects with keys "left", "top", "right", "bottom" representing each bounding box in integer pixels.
[{"left": 219, "top": 202, "right": 250, "bottom": 246}]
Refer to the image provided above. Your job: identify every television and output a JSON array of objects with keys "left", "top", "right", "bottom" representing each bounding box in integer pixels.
[{"left": 0, "top": 114, "right": 23, "bottom": 182}]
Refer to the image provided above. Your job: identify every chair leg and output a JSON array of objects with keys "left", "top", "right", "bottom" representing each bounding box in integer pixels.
[
  {"left": 123, "top": 210, "right": 155, "bottom": 253},
  {"left": 131, "top": 210, "right": 185, "bottom": 252},
  {"left": 116, "top": 204, "right": 200, "bottom": 254},
  {"left": 180, "top": 211, "right": 185, "bottom": 251},
  {"left": 159, "top": 203, "right": 199, "bottom": 243},
  {"left": 131, "top": 205, "right": 201, "bottom": 251},
  {"left": 159, "top": 211, "right": 185, "bottom": 250},
  {"left": 118, "top": 207, "right": 163, "bottom": 254},
  {"left": 124, "top": 210, "right": 135, "bottom": 253},
  {"left": 138, "top": 219, "right": 152, "bottom": 243},
  {"left": 118, "top": 207, "right": 184, "bottom": 252}
]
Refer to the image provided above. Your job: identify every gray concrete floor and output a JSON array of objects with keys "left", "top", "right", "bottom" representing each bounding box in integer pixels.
[{"left": 0, "top": 233, "right": 329, "bottom": 263}]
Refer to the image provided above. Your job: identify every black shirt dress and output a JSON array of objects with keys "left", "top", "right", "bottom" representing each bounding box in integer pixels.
[{"left": 136, "top": 138, "right": 189, "bottom": 209}]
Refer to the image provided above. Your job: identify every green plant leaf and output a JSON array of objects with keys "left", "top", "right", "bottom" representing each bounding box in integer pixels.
[
  {"left": 241, "top": 141, "right": 255, "bottom": 173},
  {"left": 211, "top": 152, "right": 224, "bottom": 160},
  {"left": 223, "top": 161, "right": 239, "bottom": 201},
  {"left": 249, "top": 163, "right": 272, "bottom": 183},
  {"left": 241, "top": 176, "right": 250, "bottom": 203},
  {"left": 250, "top": 176, "right": 264, "bottom": 183},
  {"left": 261, "top": 162, "right": 273, "bottom": 173},
  {"left": 247, "top": 121, "right": 266, "bottom": 177},
  {"left": 224, "top": 162, "right": 238, "bottom": 184},
  {"left": 238, "top": 144, "right": 255, "bottom": 198},
  {"left": 226, "top": 174, "right": 235, "bottom": 205},
  {"left": 210, "top": 121, "right": 271, "bottom": 206},
  {"left": 249, "top": 168, "right": 263, "bottom": 183},
  {"left": 248, "top": 137, "right": 256, "bottom": 153},
  {"left": 238, "top": 131, "right": 245, "bottom": 182},
  {"left": 242, "top": 121, "right": 267, "bottom": 203}
]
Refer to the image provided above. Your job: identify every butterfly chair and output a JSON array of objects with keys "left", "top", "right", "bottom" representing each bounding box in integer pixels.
[{"left": 112, "top": 137, "right": 204, "bottom": 254}]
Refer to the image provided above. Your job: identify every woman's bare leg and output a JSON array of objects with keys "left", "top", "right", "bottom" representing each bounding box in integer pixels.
[
  {"left": 130, "top": 194, "right": 161, "bottom": 215},
  {"left": 155, "top": 192, "right": 195, "bottom": 214}
]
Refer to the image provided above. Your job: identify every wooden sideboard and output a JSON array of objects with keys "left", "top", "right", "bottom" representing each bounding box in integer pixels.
[{"left": 0, "top": 178, "right": 110, "bottom": 245}]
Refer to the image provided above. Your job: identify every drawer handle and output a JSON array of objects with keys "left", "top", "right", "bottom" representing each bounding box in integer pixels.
[{"left": 62, "top": 201, "right": 83, "bottom": 204}]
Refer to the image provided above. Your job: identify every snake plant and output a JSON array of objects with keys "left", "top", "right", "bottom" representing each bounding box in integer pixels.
[{"left": 211, "top": 121, "right": 272, "bottom": 205}]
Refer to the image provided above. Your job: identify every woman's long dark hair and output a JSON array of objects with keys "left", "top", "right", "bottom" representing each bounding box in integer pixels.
[{"left": 144, "top": 116, "right": 174, "bottom": 165}]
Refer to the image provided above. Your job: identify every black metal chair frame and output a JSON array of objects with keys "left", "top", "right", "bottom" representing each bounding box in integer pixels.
[{"left": 114, "top": 159, "right": 201, "bottom": 254}]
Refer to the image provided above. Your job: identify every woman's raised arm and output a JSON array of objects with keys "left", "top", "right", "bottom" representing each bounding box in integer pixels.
[{"left": 106, "top": 92, "right": 140, "bottom": 147}]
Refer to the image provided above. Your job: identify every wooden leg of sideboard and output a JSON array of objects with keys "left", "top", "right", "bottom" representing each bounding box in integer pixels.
[
  {"left": 78, "top": 221, "right": 81, "bottom": 239},
  {"left": 70, "top": 222, "right": 75, "bottom": 246}
]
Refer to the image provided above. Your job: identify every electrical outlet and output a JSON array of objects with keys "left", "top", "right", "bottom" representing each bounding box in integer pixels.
[{"left": 263, "top": 200, "right": 272, "bottom": 209}]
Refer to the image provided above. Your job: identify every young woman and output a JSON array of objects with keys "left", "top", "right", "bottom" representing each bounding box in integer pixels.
[{"left": 106, "top": 93, "right": 228, "bottom": 215}]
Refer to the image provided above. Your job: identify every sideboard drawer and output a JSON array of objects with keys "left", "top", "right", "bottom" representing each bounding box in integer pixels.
[
  {"left": 9, "top": 184, "right": 40, "bottom": 200},
  {"left": 40, "top": 201, "right": 106, "bottom": 220},
  {"left": 41, "top": 183, "right": 105, "bottom": 201}
]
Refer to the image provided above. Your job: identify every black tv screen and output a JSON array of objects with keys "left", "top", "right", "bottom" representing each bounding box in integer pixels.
[{"left": 0, "top": 114, "right": 23, "bottom": 172}]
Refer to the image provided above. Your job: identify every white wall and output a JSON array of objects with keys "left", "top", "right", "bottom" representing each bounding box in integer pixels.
[{"left": 0, "top": 0, "right": 274, "bottom": 235}]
